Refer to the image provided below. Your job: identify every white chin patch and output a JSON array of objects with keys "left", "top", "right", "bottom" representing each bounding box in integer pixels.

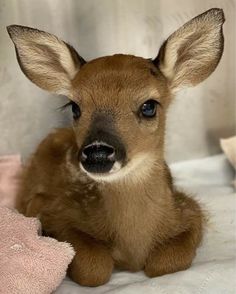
[
  {"left": 79, "top": 153, "right": 154, "bottom": 183},
  {"left": 109, "top": 161, "right": 122, "bottom": 173},
  {"left": 79, "top": 161, "right": 122, "bottom": 181}
]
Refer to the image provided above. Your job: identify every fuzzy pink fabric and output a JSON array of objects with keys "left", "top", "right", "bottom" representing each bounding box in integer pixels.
[
  {"left": 0, "top": 155, "right": 75, "bottom": 293},
  {"left": 0, "top": 155, "right": 22, "bottom": 208},
  {"left": 0, "top": 206, "right": 75, "bottom": 294}
]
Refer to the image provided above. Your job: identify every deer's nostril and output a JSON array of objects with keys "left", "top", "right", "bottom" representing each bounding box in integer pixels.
[
  {"left": 82, "top": 144, "right": 114, "bottom": 160},
  {"left": 81, "top": 142, "right": 115, "bottom": 173}
]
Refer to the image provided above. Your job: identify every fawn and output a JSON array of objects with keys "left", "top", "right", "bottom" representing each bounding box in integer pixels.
[{"left": 7, "top": 8, "right": 224, "bottom": 287}]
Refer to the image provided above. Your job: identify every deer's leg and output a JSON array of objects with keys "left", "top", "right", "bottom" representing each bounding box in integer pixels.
[
  {"left": 23, "top": 195, "right": 114, "bottom": 287},
  {"left": 66, "top": 231, "right": 114, "bottom": 287},
  {"left": 145, "top": 192, "right": 203, "bottom": 277}
]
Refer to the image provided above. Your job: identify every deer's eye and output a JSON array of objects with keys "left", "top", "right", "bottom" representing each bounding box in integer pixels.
[
  {"left": 71, "top": 102, "right": 81, "bottom": 120},
  {"left": 140, "top": 99, "right": 158, "bottom": 118}
]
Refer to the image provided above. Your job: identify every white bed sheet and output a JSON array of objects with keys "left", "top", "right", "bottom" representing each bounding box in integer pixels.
[{"left": 55, "top": 154, "right": 236, "bottom": 294}]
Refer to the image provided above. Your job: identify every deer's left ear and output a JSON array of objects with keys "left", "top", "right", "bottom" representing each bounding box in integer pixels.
[
  {"left": 154, "top": 8, "right": 225, "bottom": 91},
  {"left": 7, "top": 25, "right": 85, "bottom": 95}
]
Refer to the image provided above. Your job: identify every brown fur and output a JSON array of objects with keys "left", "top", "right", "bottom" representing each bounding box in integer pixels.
[{"left": 8, "top": 8, "right": 224, "bottom": 287}]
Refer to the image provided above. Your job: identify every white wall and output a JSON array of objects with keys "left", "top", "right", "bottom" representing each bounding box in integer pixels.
[{"left": 0, "top": 0, "right": 235, "bottom": 162}]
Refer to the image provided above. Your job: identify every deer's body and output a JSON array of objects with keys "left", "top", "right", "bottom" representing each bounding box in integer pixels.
[
  {"left": 17, "top": 127, "right": 202, "bottom": 278},
  {"left": 8, "top": 8, "right": 224, "bottom": 286}
]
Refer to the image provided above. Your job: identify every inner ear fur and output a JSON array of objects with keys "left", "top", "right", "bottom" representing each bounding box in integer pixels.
[
  {"left": 7, "top": 25, "right": 86, "bottom": 95},
  {"left": 154, "top": 8, "right": 225, "bottom": 91}
]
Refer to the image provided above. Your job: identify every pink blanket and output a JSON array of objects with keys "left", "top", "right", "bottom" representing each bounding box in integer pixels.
[
  {"left": 0, "top": 155, "right": 75, "bottom": 294},
  {"left": 0, "top": 155, "right": 22, "bottom": 208}
]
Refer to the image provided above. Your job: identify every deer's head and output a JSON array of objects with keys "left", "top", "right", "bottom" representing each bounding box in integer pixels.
[{"left": 7, "top": 8, "right": 224, "bottom": 182}]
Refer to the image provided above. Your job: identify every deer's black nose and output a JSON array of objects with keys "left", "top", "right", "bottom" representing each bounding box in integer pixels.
[{"left": 81, "top": 142, "right": 115, "bottom": 173}]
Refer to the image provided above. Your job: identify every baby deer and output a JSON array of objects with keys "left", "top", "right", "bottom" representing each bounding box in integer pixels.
[{"left": 7, "top": 8, "right": 224, "bottom": 287}]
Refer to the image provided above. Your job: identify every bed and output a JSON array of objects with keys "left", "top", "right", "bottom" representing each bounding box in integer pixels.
[{"left": 55, "top": 154, "right": 236, "bottom": 294}]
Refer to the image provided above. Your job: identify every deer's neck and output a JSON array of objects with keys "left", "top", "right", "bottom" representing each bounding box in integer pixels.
[
  {"left": 98, "top": 160, "right": 174, "bottom": 230},
  {"left": 95, "top": 162, "right": 175, "bottom": 269}
]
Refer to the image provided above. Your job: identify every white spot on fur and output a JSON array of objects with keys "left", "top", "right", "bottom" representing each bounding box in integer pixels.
[{"left": 65, "top": 148, "right": 86, "bottom": 182}]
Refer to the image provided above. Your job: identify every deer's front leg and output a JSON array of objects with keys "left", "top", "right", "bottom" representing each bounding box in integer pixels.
[
  {"left": 145, "top": 230, "right": 197, "bottom": 277},
  {"left": 145, "top": 192, "right": 203, "bottom": 277},
  {"left": 65, "top": 231, "right": 114, "bottom": 287},
  {"left": 23, "top": 195, "right": 113, "bottom": 286}
]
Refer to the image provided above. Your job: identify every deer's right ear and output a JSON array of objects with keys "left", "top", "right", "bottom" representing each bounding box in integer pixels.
[
  {"left": 154, "top": 8, "right": 225, "bottom": 92},
  {"left": 7, "top": 25, "right": 85, "bottom": 95}
]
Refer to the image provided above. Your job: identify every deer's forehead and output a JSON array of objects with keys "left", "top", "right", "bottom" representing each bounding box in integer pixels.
[
  {"left": 74, "top": 55, "right": 154, "bottom": 82},
  {"left": 72, "top": 56, "right": 167, "bottom": 101}
]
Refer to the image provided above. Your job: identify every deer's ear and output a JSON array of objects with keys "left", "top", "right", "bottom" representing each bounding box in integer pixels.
[
  {"left": 154, "top": 8, "right": 225, "bottom": 91},
  {"left": 7, "top": 25, "right": 85, "bottom": 95}
]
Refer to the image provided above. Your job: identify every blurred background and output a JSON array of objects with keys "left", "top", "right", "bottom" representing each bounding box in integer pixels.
[{"left": 0, "top": 0, "right": 235, "bottom": 163}]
